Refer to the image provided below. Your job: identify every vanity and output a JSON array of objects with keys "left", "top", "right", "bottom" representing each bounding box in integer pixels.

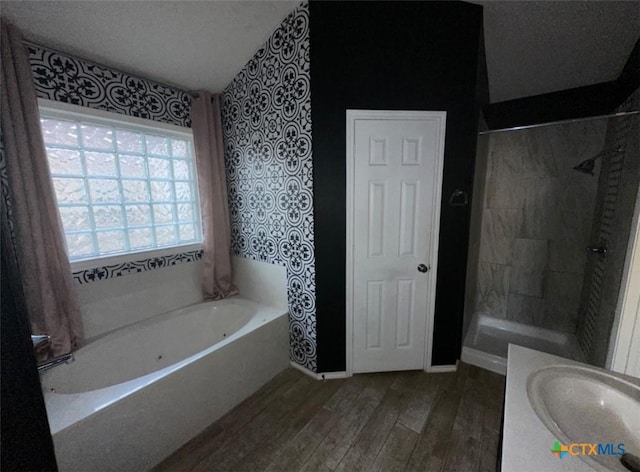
[{"left": 502, "top": 344, "right": 640, "bottom": 472}]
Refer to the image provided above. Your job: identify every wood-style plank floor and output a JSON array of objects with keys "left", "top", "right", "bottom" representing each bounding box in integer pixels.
[{"left": 153, "top": 362, "right": 505, "bottom": 472}]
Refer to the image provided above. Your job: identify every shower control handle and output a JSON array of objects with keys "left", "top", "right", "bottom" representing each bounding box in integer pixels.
[
  {"left": 586, "top": 245, "right": 607, "bottom": 255},
  {"left": 417, "top": 264, "right": 430, "bottom": 273}
]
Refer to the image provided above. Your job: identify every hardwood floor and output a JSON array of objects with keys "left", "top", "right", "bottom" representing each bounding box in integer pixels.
[{"left": 153, "top": 362, "right": 505, "bottom": 472}]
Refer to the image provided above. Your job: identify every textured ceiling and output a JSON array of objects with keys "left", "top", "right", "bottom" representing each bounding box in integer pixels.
[
  {"left": 1, "top": 1, "right": 639, "bottom": 100},
  {"left": 0, "top": 0, "right": 298, "bottom": 92},
  {"left": 474, "top": 0, "right": 640, "bottom": 103}
]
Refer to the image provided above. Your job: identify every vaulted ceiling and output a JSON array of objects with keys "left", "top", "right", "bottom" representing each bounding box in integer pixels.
[
  {"left": 1, "top": 0, "right": 298, "bottom": 92},
  {"left": 2, "top": 1, "right": 639, "bottom": 101},
  {"left": 473, "top": 0, "right": 639, "bottom": 102}
]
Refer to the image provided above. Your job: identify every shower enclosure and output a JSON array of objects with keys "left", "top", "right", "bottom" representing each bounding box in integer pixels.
[{"left": 462, "top": 90, "right": 640, "bottom": 374}]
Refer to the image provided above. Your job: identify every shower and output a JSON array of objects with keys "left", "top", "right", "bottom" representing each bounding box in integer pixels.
[
  {"left": 573, "top": 146, "right": 624, "bottom": 175},
  {"left": 463, "top": 100, "right": 640, "bottom": 374}
]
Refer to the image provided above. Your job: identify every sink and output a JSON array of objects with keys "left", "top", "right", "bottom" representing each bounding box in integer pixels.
[{"left": 527, "top": 365, "right": 640, "bottom": 472}]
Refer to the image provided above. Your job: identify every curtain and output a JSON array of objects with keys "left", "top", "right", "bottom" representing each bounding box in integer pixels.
[
  {"left": 1, "top": 19, "right": 84, "bottom": 356},
  {"left": 191, "top": 92, "right": 238, "bottom": 300}
]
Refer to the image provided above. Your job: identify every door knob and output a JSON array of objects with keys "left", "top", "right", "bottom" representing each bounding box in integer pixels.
[{"left": 417, "top": 264, "right": 430, "bottom": 273}]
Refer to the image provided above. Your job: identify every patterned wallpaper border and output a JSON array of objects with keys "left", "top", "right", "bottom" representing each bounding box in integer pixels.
[
  {"left": 72, "top": 249, "right": 203, "bottom": 285},
  {"left": 27, "top": 42, "right": 193, "bottom": 128}
]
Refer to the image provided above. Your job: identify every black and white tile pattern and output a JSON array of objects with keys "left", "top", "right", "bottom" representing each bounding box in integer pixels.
[
  {"left": 19, "top": 42, "right": 201, "bottom": 284},
  {"left": 72, "top": 249, "right": 203, "bottom": 285},
  {"left": 221, "top": 3, "right": 317, "bottom": 372},
  {"left": 28, "top": 43, "right": 192, "bottom": 128}
]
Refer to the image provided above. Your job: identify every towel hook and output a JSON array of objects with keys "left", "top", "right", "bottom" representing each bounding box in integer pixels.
[{"left": 448, "top": 189, "right": 468, "bottom": 207}]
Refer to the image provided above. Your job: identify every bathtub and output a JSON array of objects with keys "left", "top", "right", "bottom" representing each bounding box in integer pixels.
[{"left": 41, "top": 297, "right": 289, "bottom": 471}]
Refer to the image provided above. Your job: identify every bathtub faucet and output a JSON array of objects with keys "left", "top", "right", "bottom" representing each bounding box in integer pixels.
[{"left": 37, "top": 353, "right": 75, "bottom": 373}]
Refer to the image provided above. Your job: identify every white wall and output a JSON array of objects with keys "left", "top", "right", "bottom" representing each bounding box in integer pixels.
[
  {"left": 231, "top": 256, "right": 287, "bottom": 310},
  {"left": 76, "top": 261, "right": 203, "bottom": 340},
  {"left": 608, "top": 182, "right": 640, "bottom": 378},
  {"left": 75, "top": 256, "right": 288, "bottom": 341}
]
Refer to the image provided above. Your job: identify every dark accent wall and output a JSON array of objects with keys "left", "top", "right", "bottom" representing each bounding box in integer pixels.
[
  {"left": 1, "top": 206, "right": 58, "bottom": 471},
  {"left": 309, "top": 0, "right": 483, "bottom": 370},
  {"left": 484, "top": 37, "right": 640, "bottom": 130}
]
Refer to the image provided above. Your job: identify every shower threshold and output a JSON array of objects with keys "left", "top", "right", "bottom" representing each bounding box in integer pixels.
[{"left": 461, "top": 313, "right": 585, "bottom": 375}]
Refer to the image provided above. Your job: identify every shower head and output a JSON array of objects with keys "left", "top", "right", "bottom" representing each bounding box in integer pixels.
[
  {"left": 573, "top": 146, "right": 624, "bottom": 176},
  {"left": 573, "top": 159, "right": 596, "bottom": 175}
]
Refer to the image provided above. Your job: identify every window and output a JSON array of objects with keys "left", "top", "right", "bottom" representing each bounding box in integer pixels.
[{"left": 39, "top": 100, "right": 202, "bottom": 262}]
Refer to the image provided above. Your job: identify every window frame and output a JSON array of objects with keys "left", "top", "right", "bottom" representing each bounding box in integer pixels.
[{"left": 38, "top": 98, "right": 203, "bottom": 269}]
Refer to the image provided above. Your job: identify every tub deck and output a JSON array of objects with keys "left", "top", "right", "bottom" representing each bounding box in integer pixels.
[
  {"left": 46, "top": 298, "right": 289, "bottom": 471},
  {"left": 154, "top": 363, "right": 505, "bottom": 472}
]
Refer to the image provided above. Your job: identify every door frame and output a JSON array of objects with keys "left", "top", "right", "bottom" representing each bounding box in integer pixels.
[
  {"left": 607, "top": 185, "right": 640, "bottom": 377},
  {"left": 345, "top": 109, "right": 447, "bottom": 375}
]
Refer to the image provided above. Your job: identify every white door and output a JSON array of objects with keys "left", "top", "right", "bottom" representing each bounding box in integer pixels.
[{"left": 347, "top": 110, "right": 446, "bottom": 373}]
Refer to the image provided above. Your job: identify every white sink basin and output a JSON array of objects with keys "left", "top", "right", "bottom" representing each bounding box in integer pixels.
[{"left": 527, "top": 365, "right": 640, "bottom": 472}]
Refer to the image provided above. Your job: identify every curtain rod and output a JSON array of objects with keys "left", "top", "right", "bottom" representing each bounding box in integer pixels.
[
  {"left": 478, "top": 110, "right": 640, "bottom": 135},
  {"left": 23, "top": 40, "right": 201, "bottom": 99}
]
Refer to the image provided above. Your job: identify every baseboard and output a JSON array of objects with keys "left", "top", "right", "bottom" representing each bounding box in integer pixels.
[
  {"left": 428, "top": 362, "right": 458, "bottom": 373},
  {"left": 291, "top": 360, "right": 460, "bottom": 378},
  {"left": 289, "top": 361, "right": 351, "bottom": 380}
]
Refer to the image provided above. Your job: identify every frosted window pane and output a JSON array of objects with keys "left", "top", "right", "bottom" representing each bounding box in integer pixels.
[
  {"left": 81, "top": 125, "right": 113, "bottom": 150},
  {"left": 119, "top": 154, "right": 146, "bottom": 178},
  {"left": 41, "top": 111, "right": 200, "bottom": 261},
  {"left": 125, "top": 204, "right": 151, "bottom": 226},
  {"left": 116, "top": 130, "right": 143, "bottom": 153},
  {"left": 129, "top": 227, "right": 153, "bottom": 249},
  {"left": 171, "top": 140, "right": 187, "bottom": 157},
  {"left": 47, "top": 148, "right": 82, "bottom": 175},
  {"left": 88, "top": 179, "right": 119, "bottom": 203},
  {"left": 151, "top": 181, "right": 172, "bottom": 201},
  {"left": 148, "top": 158, "right": 170, "bottom": 179},
  {"left": 96, "top": 230, "right": 125, "bottom": 253},
  {"left": 122, "top": 180, "right": 149, "bottom": 202},
  {"left": 66, "top": 233, "right": 93, "bottom": 257},
  {"left": 178, "top": 223, "right": 195, "bottom": 241},
  {"left": 41, "top": 119, "right": 78, "bottom": 146},
  {"left": 94, "top": 205, "right": 123, "bottom": 228},
  {"left": 146, "top": 135, "right": 169, "bottom": 155},
  {"left": 156, "top": 225, "right": 176, "bottom": 246},
  {"left": 85, "top": 152, "right": 117, "bottom": 176},
  {"left": 153, "top": 204, "right": 173, "bottom": 223},
  {"left": 53, "top": 178, "right": 87, "bottom": 204},
  {"left": 59, "top": 206, "right": 90, "bottom": 230},
  {"left": 173, "top": 160, "right": 190, "bottom": 179},
  {"left": 177, "top": 203, "right": 194, "bottom": 222},
  {"left": 175, "top": 182, "right": 192, "bottom": 201}
]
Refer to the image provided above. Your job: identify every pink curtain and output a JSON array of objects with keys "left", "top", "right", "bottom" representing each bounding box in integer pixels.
[
  {"left": 1, "top": 19, "right": 84, "bottom": 356},
  {"left": 191, "top": 92, "right": 238, "bottom": 300}
]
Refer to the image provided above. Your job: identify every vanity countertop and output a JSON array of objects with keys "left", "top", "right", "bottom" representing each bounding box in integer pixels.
[{"left": 501, "top": 344, "right": 639, "bottom": 472}]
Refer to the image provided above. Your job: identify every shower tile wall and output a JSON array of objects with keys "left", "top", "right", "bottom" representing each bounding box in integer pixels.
[
  {"left": 473, "top": 121, "right": 607, "bottom": 333},
  {"left": 578, "top": 89, "right": 640, "bottom": 365},
  {"left": 221, "top": 4, "right": 317, "bottom": 372}
]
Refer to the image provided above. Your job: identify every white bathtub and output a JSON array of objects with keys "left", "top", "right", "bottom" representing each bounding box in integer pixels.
[{"left": 41, "top": 297, "right": 289, "bottom": 471}]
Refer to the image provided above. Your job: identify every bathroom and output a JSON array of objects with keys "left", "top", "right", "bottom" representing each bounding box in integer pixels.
[{"left": 1, "top": 1, "right": 639, "bottom": 471}]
